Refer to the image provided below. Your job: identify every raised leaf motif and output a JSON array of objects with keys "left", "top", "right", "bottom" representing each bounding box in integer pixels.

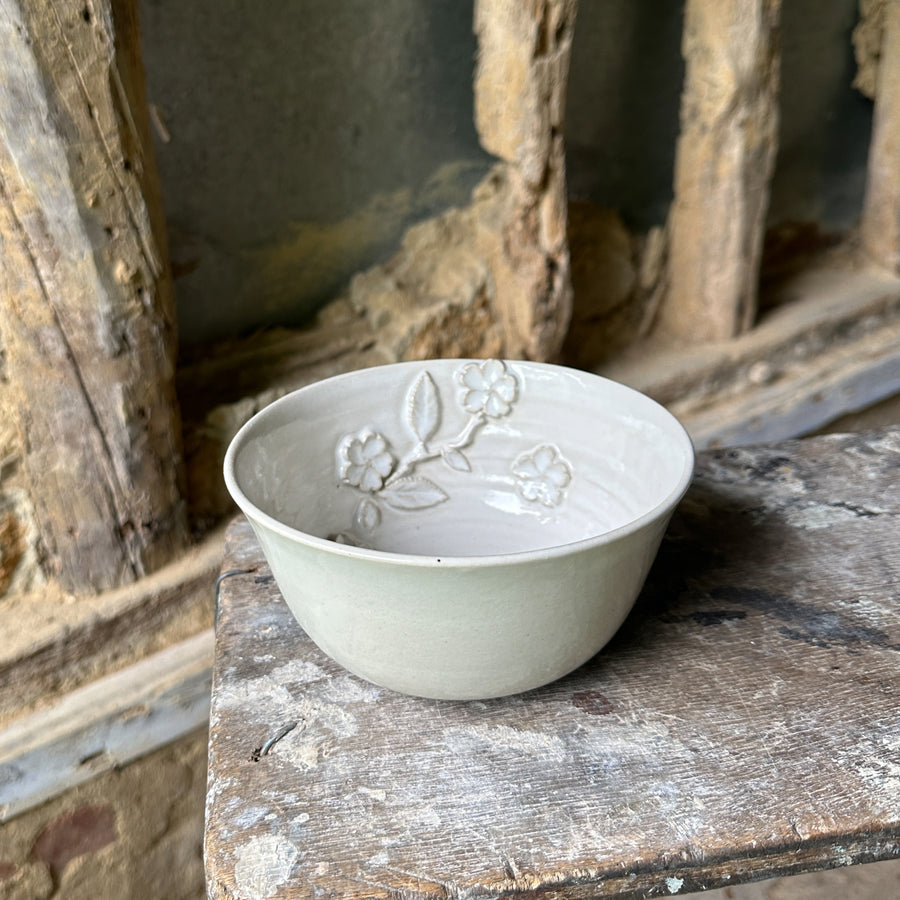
[
  {"left": 407, "top": 372, "right": 440, "bottom": 444},
  {"left": 332, "top": 362, "right": 538, "bottom": 541},
  {"left": 442, "top": 448, "right": 471, "bottom": 472},
  {"left": 355, "top": 498, "right": 381, "bottom": 532},
  {"left": 381, "top": 477, "right": 448, "bottom": 510}
]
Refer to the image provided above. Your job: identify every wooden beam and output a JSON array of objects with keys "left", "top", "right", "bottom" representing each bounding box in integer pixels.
[
  {"left": 602, "top": 262, "right": 900, "bottom": 447},
  {"left": 0, "top": 0, "right": 187, "bottom": 593},
  {"left": 0, "top": 630, "right": 212, "bottom": 823},
  {"left": 860, "top": 0, "right": 900, "bottom": 271},
  {"left": 681, "top": 316, "right": 900, "bottom": 447},
  {"left": 473, "top": 0, "right": 577, "bottom": 359},
  {"left": 658, "top": 0, "right": 781, "bottom": 342},
  {"left": 0, "top": 527, "right": 222, "bottom": 724}
]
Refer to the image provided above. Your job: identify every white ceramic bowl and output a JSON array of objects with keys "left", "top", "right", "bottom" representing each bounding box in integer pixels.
[{"left": 224, "top": 359, "right": 693, "bottom": 700}]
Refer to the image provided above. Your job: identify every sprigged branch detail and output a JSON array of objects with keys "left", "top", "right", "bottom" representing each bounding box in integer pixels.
[{"left": 333, "top": 360, "right": 570, "bottom": 547}]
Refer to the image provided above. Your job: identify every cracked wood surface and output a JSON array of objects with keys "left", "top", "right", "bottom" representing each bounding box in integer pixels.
[
  {"left": 659, "top": 0, "right": 781, "bottom": 342},
  {"left": 860, "top": 0, "right": 900, "bottom": 271},
  {"left": 0, "top": 0, "right": 186, "bottom": 593},
  {"left": 205, "top": 429, "right": 900, "bottom": 899}
]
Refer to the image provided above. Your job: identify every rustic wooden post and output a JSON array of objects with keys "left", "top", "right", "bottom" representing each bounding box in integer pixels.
[
  {"left": 0, "top": 0, "right": 188, "bottom": 593},
  {"left": 859, "top": 1, "right": 900, "bottom": 271},
  {"left": 658, "top": 0, "right": 781, "bottom": 343},
  {"left": 473, "top": 0, "right": 577, "bottom": 360}
]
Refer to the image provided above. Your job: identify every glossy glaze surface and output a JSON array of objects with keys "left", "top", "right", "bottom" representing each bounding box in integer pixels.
[{"left": 224, "top": 359, "right": 694, "bottom": 698}]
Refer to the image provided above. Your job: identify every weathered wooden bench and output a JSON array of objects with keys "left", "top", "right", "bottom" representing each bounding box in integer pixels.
[{"left": 205, "top": 428, "right": 900, "bottom": 899}]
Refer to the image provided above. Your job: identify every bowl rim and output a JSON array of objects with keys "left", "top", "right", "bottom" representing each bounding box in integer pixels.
[{"left": 223, "top": 359, "right": 695, "bottom": 568}]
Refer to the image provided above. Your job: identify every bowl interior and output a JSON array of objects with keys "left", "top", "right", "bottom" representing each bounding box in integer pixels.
[{"left": 227, "top": 360, "right": 693, "bottom": 558}]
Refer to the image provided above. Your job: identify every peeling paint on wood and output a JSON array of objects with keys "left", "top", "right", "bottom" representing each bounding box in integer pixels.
[
  {"left": 206, "top": 430, "right": 900, "bottom": 899},
  {"left": 0, "top": 630, "right": 213, "bottom": 822}
]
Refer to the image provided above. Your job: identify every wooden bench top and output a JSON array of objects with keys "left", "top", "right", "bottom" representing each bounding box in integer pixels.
[{"left": 205, "top": 429, "right": 900, "bottom": 899}]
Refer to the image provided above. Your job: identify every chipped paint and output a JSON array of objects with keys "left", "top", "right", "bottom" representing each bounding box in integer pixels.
[
  {"left": 782, "top": 502, "right": 889, "bottom": 531},
  {"left": 276, "top": 738, "right": 320, "bottom": 771},
  {"left": 270, "top": 659, "right": 328, "bottom": 685},
  {"left": 442, "top": 724, "right": 568, "bottom": 762},
  {"left": 233, "top": 834, "right": 299, "bottom": 900}
]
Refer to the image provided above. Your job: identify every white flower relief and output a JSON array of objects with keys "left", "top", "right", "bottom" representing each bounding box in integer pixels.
[
  {"left": 331, "top": 361, "right": 573, "bottom": 545},
  {"left": 512, "top": 444, "right": 572, "bottom": 508},
  {"left": 457, "top": 359, "right": 518, "bottom": 418},
  {"left": 337, "top": 430, "right": 394, "bottom": 492}
]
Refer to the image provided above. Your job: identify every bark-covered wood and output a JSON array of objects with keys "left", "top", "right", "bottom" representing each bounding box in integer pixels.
[
  {"left": 0, "top": 0, "right": 187, "bottom": 593},
  {"left": 859, "top": 0, "right": 900, "bottom": 271},
  {"left": 206, "top": 430, "right": 900, "bottom": 899},
  {"left": 658, "top": 0, "right": 781, "bottom": 342}
]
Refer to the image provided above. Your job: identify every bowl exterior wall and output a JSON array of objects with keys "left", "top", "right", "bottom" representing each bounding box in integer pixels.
[{"left": 245, "top": 513, "right": 672, "bottom": 700}]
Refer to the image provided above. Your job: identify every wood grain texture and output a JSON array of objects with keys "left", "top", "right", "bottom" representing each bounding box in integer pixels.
[
  {"left": 0, "top": 526, "right": 222, "bottom": 724},
  {"left": 659, "top": 0, "right": 781, "bottom": 342},
  {"left": 0, "top": 629, "right": 212, "bottom": 822},
  {"left": 0, "top": 0, "right": 186, "bottom": 593},
  {"left": 601, "top": 263, "right": 900, "bottom": 447},
  {"left": 206, "top": 430, "right": 900, "bottom": 899},
  {"left": 472, "top": 0, "right": 576, "bottom": 360},
  {"left": 860, "top": 0, "right": 900, "bottom": 271},
  {"left": 676, "top": 314, "right": 900, "bottom": 449}
]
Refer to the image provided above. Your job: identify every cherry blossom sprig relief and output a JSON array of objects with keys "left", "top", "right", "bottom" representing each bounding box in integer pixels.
[{"left": 333, "top": 360, "right": 570, "bottom": 546}]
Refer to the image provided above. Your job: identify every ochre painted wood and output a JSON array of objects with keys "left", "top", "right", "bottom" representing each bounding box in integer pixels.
[{"left": 206, "top": 430, "right": 900, "bottom": 898}]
